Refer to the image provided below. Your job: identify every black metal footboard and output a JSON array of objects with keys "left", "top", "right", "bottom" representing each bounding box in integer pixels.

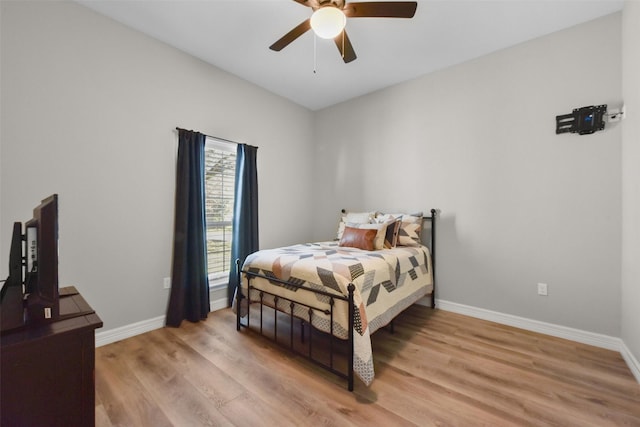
[
  {"left": 235, "top": 260, "right": 356, "bottom": 391},
  {"left": 234, "top": 208, "right": 437, "bottom": 391}
]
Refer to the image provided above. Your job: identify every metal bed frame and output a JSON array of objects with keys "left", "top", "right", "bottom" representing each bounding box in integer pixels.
[{"left": 235, "top": 209, "right": 437, "bottom": 391}]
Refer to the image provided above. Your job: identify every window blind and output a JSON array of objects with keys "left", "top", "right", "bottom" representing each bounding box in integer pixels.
[{"left": 204, "top": 138, "right": 237, "bottom": 280}]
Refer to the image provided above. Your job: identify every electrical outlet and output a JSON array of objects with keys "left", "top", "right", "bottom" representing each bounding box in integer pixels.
[
  {"left": 163, "top": 277, "right": 171, "bottom": 289},
  {"left": 537, "top": 283, "right": 548, "bottom": 296}
]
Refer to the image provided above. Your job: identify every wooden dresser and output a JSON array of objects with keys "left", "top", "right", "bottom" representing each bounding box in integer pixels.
[{"left": 1, "top": 287, "right": 102, "bottom": 427}]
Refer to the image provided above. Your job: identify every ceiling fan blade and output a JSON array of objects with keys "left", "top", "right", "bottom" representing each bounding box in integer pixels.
[
  {"left": 334, "top": 31, "right": 357, "bottom": 63},
  {"left": 269, "top": 19, "right": 311, "bottom": 51},
  {"left": 293, "top": 0, "right": 316, "bottom": 8},
  {"left": 344, "top": 1, "right": 417, "bottom": 18}
]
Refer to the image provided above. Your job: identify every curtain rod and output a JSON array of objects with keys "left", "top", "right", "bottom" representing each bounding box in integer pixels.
[{"left": 175, "top": 127, "right": 257, "bottom": 149}]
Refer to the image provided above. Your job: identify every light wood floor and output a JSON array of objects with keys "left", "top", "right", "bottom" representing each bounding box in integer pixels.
[{"left": 95, "top": 305, "right": 640, "bottom": 426}]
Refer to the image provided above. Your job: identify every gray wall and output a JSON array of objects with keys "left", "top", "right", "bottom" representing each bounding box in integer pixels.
[
  {"left": 0, "top": 1, "right": 315, "bottom": 331},
  {"left": 621, "top": 1, "right": 640, "bottom": 363},
  {"left": 313, "top": 13, "right": 623, "bottom": 336},
  {"left": 0, "top": 0, "right": 633, "bottom": 361}
]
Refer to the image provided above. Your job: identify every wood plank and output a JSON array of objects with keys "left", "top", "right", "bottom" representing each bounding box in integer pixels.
[
  {"left": 170, "top": 310, "right": 409, "bottom": 426},
  {"left": 117, "top": 333, "right": 234, "bottom": 427},
  {"left": 95, "top": 340, "right": 174, "bottom": 426},
  {"left": 95, "top": 306, "right": 640, "bottom": 426}
]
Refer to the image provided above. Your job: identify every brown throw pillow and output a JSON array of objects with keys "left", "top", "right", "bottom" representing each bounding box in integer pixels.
[{"left": 339, "top": 226, "right": 376, "bottom": 251}]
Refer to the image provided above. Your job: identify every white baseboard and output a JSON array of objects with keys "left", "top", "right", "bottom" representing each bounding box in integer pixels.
[
  {"left": 621, "top": 341, "right": 640, "bottom": 383},
  {"left": 95, "top": 297, "right": 228, "bottom": 347},
  {"left": 210, "top": 297, "right": 229, "bottom": 312},
  {"left": 95, "top": 315, "right": 165, "bottom": 347},
  {"left": 429, "top": 299, "right": 622, "bottom": 351}
]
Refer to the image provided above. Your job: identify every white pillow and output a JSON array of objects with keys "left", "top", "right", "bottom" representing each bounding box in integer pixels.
[{"left": 336, "top": 211, "right": 375, "bottom": 240}]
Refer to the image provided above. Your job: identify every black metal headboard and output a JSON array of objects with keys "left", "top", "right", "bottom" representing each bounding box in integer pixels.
[{"left": 340, "top": 209, "right": 438, "bottom": 308}]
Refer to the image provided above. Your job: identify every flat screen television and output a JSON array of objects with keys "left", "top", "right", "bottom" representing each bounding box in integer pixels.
[{"left": 0, "top": 194, "right": 60, "bottom": 332}]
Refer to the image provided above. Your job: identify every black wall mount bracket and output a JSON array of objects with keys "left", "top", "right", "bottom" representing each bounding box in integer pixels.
[{"left": 556, "top": 105, "right": 607, "bottom": 135}]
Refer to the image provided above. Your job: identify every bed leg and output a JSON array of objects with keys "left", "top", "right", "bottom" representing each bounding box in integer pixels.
[
  {"left": 389, "top": 320, "right": 395, "bottom": 334},
  {"left": 430, "top": 208, "right": 437, "bottom": 310},
  {"left": 347, "top": 283, "right": 355, "bottom": 392},
  {"left": 236, "top": 258, "right": 242, "bottom": 331}
]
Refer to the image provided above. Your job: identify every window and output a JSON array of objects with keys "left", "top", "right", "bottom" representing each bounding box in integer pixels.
[{"left": 204, "top": 137, "right": 236, "bottom": 285}]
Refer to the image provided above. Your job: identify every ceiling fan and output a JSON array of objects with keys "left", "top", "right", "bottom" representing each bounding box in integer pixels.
[{"left": 270, "top": 0, "right": 418, "bottom": 64}]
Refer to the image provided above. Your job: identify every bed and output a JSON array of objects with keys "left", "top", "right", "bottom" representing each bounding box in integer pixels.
[{"left": 235, "top": 209, "right": 437, "bottom": 390}]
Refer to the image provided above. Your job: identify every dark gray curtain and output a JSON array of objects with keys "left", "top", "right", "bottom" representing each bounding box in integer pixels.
[
  {"left": 227, "top": 144, "right": 259, "bottom": 305},
  {"left": 166, "top": 129, "right": 210, "bottom": 327}
]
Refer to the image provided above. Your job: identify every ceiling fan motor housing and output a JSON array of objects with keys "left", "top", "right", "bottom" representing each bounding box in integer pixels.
[{"left": 319, "top": 0, "right": 346, "bottom": 9}]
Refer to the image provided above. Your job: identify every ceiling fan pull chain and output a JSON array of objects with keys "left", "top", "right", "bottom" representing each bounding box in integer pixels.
[{"left": 313, "top": 33, "right": 317, "bottom": 74}]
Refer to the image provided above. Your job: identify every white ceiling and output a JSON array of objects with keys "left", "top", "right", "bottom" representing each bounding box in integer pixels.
[{"left": 77, "top": 0, "right": 623, "bottom": 111}]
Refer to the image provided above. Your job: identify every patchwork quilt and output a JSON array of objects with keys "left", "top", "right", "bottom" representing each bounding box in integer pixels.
[{"left": 239, "top": 241, "right": 433, "bottom": 386}]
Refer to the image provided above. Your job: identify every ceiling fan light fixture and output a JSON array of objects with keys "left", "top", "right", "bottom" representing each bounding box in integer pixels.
[{"left": 310, "top": 7, "right": 346, "bottom": 39}]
